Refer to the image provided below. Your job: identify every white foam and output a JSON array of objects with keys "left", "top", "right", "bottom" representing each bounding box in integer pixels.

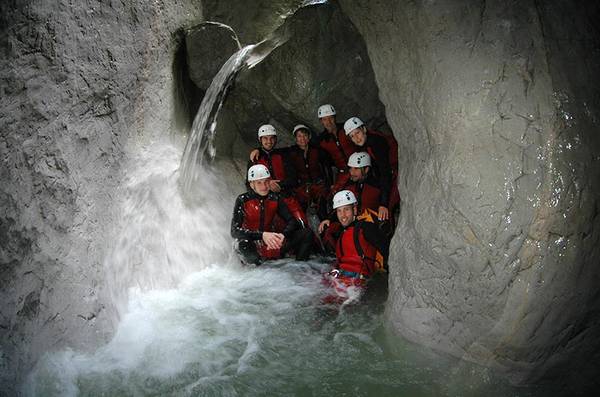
[
  {"left": 103, "top": 140, "right": 234, "bottom": 317},
  {"left": 26, "top": 262, "right": 327, "bottom": 395}
]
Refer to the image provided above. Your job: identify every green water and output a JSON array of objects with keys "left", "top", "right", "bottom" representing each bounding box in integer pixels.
[{"left": 26, "top": 261, "right": 544, "bottom": 396}]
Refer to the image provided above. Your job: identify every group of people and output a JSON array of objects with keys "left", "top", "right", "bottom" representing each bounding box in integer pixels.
[{"left": 230, "top": 104, "right": 399, "bottom": 296}]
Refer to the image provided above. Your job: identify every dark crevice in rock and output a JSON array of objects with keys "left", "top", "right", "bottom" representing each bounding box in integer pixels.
[{"left": 172, "top": 28, "right": 203, "bottom": 132}]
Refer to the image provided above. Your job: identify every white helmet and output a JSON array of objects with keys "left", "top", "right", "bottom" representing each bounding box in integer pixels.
[
  {"left": 318, "top": 104, "right": 336, "bottom": 118},
  {"left": 347, "top": 152, "right": 371, "bottom": 168},
  {"left": 258, "top": 124, "right": 277, "bottom": 138},
  {"left": 293, "top": 124, "right": 310, "bottom": 135},
  {"left": 247, "top": 164, "right": 270, "bottom": 181},
  {"left": 332, "top": 190, "right": 357, "bottom": 209},
  {"left": 344, "top": 117, "right": 364, "bottom": 135}
]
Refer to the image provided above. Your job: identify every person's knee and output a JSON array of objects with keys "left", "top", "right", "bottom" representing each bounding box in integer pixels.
[
  {"left": 294, "top": 228, "right": 314, "bottom": 260},
  {"left": 300, "top": 227, "right": 312, "bottom": 239},
  {"left": 236, "top": 240, "right": 261, "bottom": 265}
]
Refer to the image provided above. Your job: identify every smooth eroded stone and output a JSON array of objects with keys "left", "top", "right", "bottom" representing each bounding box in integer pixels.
[
  {"left": 185, "top": 22, "right": 241, "bottom": 91},
  {"left": 340, "top": 0, "right": 600, "bottom": 388}
]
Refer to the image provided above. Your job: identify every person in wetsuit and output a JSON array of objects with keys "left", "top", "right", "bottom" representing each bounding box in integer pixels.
[
  {"left": 326, "top": 190, "right": 388, "bottom": 294},
  {"left": 231, "top": 164, "right": 313, "bottom": 265},
  {"left": 344, "top": 116, "right": 400, "bottom": 222},
  {"left": 287, "top": 124, "right": 330, "bottom": 220},
  {"left": 317, "top": 104, "right": 356, "bottom": 196},
  {"left": 248, "top": 123, "right": 308, "bottom": 226},
  {"left": 319, "top": 152, "right": 391, "bottom": 254}
]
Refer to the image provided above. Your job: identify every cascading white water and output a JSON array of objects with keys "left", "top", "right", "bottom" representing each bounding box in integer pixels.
[
  {"left": 23, "top": 123, "right": 539, "bottom": 397},
  {"left": 179, "top": 30, "right": 293, "bottom": 197},
  {"left": 101, "top": 31, "right": 294, "bottom": 318},
  {"left": 101, "top": 140, "right": 236, "bottom": 318},
  {"left": 179, "top": 45, "right": 254, "bottom": 194}
]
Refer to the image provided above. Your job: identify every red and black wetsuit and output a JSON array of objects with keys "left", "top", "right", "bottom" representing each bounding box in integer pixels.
[
  {"left": 343, "top": 173, "right": 383, "bottom": 214},
  {"left": 318, "top": 123, "right": 356, "bottom": 194},
  {"left": 249, "top": 147, "right": 297, "bottom": 193},
  {"left": 358, "top": 131, "right": 392, "bottom": 208},
  {"left": 321, "top": 174, "right": 386, "bottom": 254},
  {"left": 367, "top": 129, "right": 400, "bottom": 211},
  {"left": 288, "top": 144, "right": 328, "bottom": 186},
  {"left": 335, "top": 220, "right": 388, "bottom": 280},
  {"left": 249, "top": 147, "right": 307, "bottom": 225},
  {"left": 231, "top": 191, "right": 312, "bottom": 264},
  {"left": 288, "top": 143, "right": 329, "bottom": 219}
]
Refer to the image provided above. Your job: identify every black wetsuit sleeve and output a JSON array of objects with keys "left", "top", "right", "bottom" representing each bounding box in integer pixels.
[
  {"left": 361, "top": 221, "right": 389, "bottom": 259},
  {"left": 276, "top": 196, "right": 300, "bottom": 238},
  {"left": 279, "top": 149, "right": 298, "bottom": 191},
  {"left": 318, "top": 146, "right": 332, "bottom": 186},
  {"left": 365, "top": 175, "right": 385, "bottom": 209},
  {"left": 248, "top": 146, "right": 262, "bottom": 167},
  {"left": 369, "top": 137, "right": 391, "bottom": 208},
  {"left": 231, "top": 196, "right": 263, "bottom": 241},
  {"left": 327, "top": 209, "right": 337, "bottom": 223}
]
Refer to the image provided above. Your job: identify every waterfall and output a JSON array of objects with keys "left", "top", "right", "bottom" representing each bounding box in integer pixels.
[
  {"left": 179, "top": 16, "right": 298, "bottom": 196},
  {"left": 102, "top": 26, "right": 293, "bottom": 321},
  {"left": 179, "top": 44, "right": 255, "bottom": 194},
  {"left": 102, "top": 141, "right": 236, "bottom": 320}
]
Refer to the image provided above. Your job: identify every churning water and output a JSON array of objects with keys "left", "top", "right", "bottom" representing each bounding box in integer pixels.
[{"left": 24, "top": 139, "right": 543, "bottom": 397}]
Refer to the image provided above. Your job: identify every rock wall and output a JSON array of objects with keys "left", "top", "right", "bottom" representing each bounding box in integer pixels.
[
  {"left": 340, "top": 0, "right": 600, "bottom": 387},
  {"left": 0, "top": 0, "right": 202, "bottom": 392}
]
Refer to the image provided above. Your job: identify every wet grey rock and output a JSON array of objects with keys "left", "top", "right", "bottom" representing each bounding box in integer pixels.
[
  {"left": 201, "top": 0, "right": 305, "bottom": 44},
  {"left": 340, "top": 0, "right": 600, "bottom": 388},
  {"left": 186, "top": 22, "right": 241, "bottom": 92},
  {"left": 0, "top": 0, "right": 203, "bottom": 392}
]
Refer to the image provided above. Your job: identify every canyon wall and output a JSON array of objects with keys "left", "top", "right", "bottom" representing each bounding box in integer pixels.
[
  {"left": 0, "top": 0, "right": 203, "bottom": 392},
  {"left": 339, "top": 0, "right": 600, "bottom": 387}
]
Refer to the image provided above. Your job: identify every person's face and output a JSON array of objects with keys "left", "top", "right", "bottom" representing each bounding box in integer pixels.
[
  {"left": 336, "top": 204, "right": 357, "bottom": 227},
  {"left": 250, "top": 178, "right": 271, "bottom": 196},
  {"left": 295, "top": 130, "right": 310, "bottom": 149},
  {"left": 319, "top": 116, "right": 336, "bottom": 132},
  {"left": 349, "top": 166, "right": 369, "bottom": 182},
  {"left": 259, "top": 135, "right": 277, "bottom": 151},
  {"left": 349, "top": 128, "right": 367, "bottom": 146}
]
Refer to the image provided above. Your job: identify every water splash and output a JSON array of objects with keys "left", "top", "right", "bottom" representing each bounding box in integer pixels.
[{"left": 103, "top": 140, "right": 235, "bottom": 317}]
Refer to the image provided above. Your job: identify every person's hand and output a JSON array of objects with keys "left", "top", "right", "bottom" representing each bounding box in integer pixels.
[
  {"left": 249, "top": 149, "right": 259, "bottom": 162},
  {"left": 378, "top": 206, "right": 389, "bottom": 221},
  {"left": 263, "top": 232, "right": 285, "bottom": 249},
  {"left": 318, "top": 220, "right": 330, "bottom": 234},
  {"left": 269, "top": 180, "right": 281, "bottom": 192}
]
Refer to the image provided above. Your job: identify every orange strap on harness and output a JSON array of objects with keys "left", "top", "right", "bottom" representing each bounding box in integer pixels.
[{"left": 355, "top": 209, "right": 385, "bottom": 273}]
